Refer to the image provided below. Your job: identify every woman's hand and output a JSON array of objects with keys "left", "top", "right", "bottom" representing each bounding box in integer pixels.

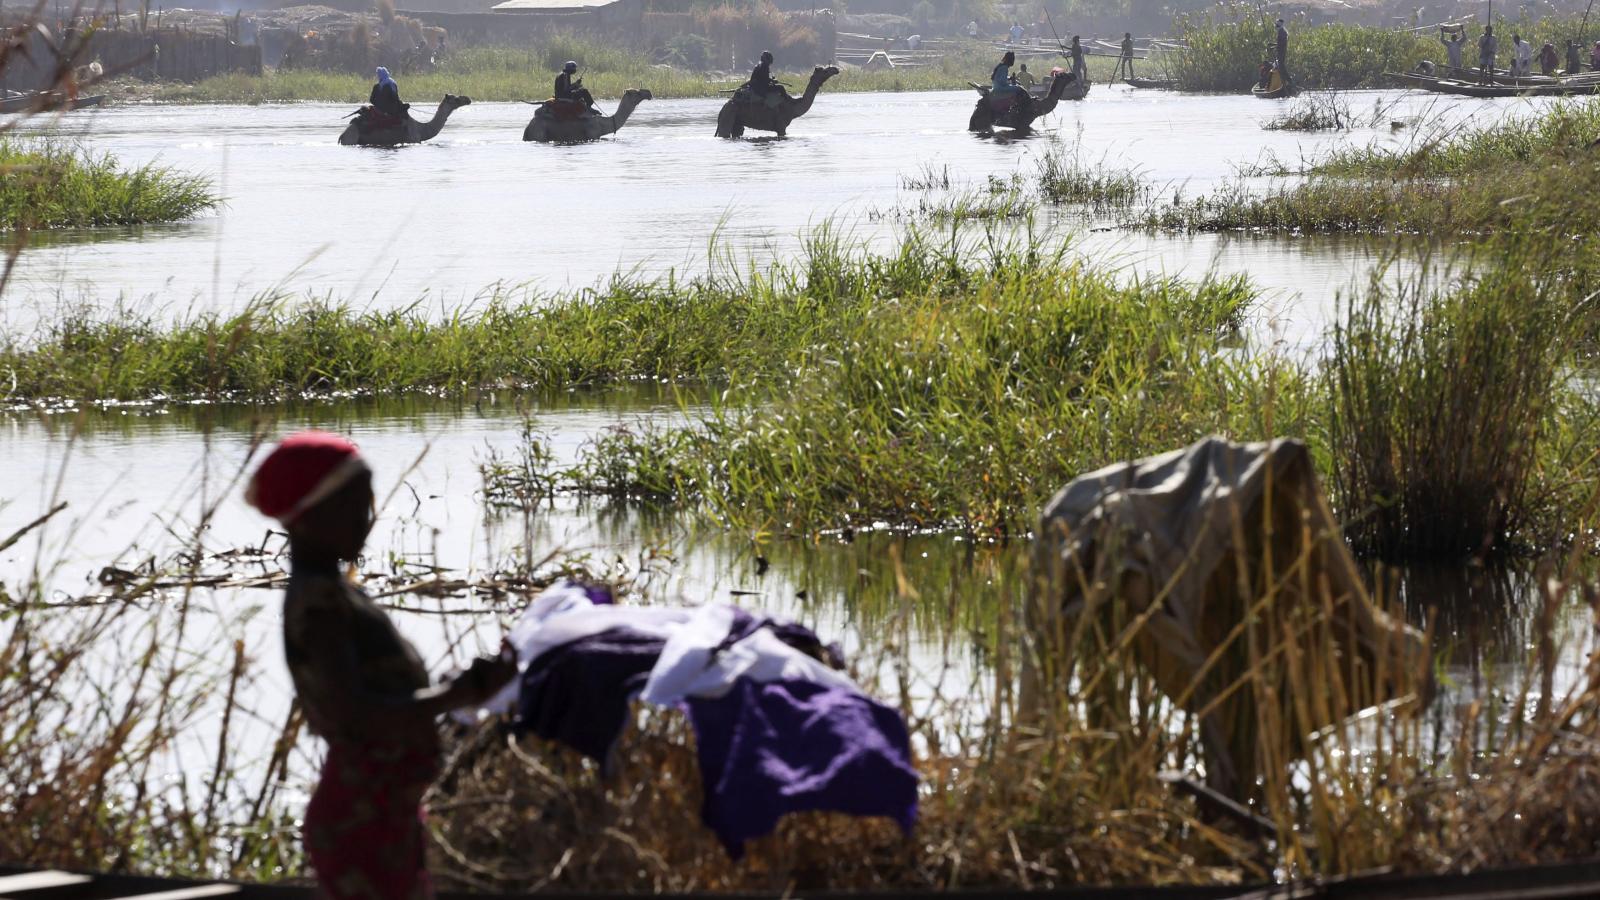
[{"left": 453, "top": 647, "right": 518, "bottom": 707}]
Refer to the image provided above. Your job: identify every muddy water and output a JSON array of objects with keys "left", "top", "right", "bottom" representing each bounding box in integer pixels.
[{"left": 6, "top": 88, "right": 1560, "bottom": 349}]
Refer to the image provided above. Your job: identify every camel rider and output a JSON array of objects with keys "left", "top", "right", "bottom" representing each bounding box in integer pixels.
[
  {"left": 1014, "top": 62, "right": 1037, "bottom": 88},
  {"left": 369, "top": 66, "right": 407, "bottom": 122},
  {"left": 554, "top": 60, "right": 596, "bottom": 111},
  {"left": 990, "top": 50, "right": 1028, "bottom": 108},
  {"left": 747, "top": 51, "right": 783, "bottom": 106}
]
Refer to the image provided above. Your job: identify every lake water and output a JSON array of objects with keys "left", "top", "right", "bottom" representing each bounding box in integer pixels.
[
  {"left": 6, "top": 87, "right": 1560, "bottom": 348},
  {"left": 2, "top": 86, "right": 1587, "bottom": 826}
]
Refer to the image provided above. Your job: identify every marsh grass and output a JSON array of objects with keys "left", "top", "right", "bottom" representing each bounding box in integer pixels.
[
  {"left": 1260, "top": 90, "right": 1402, "bottom": 132},
  {"left": 0, "top": 139, "right": 217, "bottom": 229},
  {"left": 1034, "top": 139, "right": 1149, "bottom": 208},
  {"left": 494, "top": 242, "right": 1292, "bottom": 537},
  {"left": 1312, "top": 98, "right": 1600, "bottom": 178},
  {"left": 1324, "top": 249, "right": 1586, "bottom": 559}
]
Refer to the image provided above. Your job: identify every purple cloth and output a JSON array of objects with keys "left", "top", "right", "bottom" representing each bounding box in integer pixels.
[
  {"left": 514, "top": 628, "right": 663, "bottom": 767},
  {"left": 686, "top": 677, "right": 919, "bottom": 858}
]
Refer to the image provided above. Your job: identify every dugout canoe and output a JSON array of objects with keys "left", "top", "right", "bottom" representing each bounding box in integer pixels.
[{"left": 1126, "top": 77, "right": 1179, "bottom": 89}]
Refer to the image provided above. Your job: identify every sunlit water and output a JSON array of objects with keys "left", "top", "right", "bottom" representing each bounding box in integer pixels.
[
  {"left": 6, "top": 87, "right": 1567, "bottom": 349},
  {"left": 2, "top": 87, "right": 1590, "bottom": 820}
]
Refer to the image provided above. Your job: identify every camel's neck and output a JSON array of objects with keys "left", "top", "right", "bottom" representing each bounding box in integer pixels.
[
  {"left": 418, "top": 102, "right": 457, "bottom": 140},
  {"left": 609, "top": 96, "right": 642, "bottom": 132},
  {"left": 792, "top": 77, "right": 826, "bottom": 117}
]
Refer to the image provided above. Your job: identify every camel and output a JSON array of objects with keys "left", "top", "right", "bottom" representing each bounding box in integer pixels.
[
  {"left": 967, "top": 73, "right": 1075, "bottom": 134},
  {"left": 338, "top": 94, "right": 472, "bottom": 147},
  {"left": 715, "top": 66, "right": 840, "bottom": 139},
  {"left": 523, "top": 89, "right": 653, "bottom": 143}
]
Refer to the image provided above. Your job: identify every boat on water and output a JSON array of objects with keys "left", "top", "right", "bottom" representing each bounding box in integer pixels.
[
  {"left": 1025, "top": 69, "right": 1090, "bottom": 101},
  {"left": 1392, "top": 71, "right": 1600, "bottom": 97},
  {"left": 0, "top": 91, "right": 105, "bottom": 114},
  {"left": 1252, "top": 81, "right": 1297, "bottom": 99},
  {"left": 1126, "top": 77, "right": 1179, "bottom": 90}
]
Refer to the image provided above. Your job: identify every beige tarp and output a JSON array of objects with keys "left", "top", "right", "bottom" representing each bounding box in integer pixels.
[{"left": 1024, "top": 436, "right": 1430, "bottom": 798}]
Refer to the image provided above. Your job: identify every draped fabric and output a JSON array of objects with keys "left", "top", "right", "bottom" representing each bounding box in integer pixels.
[{"left": 477, "top": 582, "right": 919, "bottom": 857}]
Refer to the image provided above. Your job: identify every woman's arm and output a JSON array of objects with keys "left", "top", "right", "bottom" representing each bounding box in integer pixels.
[{"left": 298, "top": 611, "right": 515, "bottom": 734}]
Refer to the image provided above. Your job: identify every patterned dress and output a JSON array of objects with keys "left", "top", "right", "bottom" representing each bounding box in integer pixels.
[{"left": 284, "top": 565, "right": 439, "bottom": 900}]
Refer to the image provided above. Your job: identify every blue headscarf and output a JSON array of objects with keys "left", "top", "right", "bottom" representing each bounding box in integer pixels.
[{"left": 376, "top": 66, "right": 395, "bottom": 88}]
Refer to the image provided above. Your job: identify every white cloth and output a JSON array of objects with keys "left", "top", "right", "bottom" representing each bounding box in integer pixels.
[
  {"left": 641, "top": 605, "right": 857, "bottom": 705},
  {"left": 1514, "top": 40, "right": 1532, "bottom": 75}
]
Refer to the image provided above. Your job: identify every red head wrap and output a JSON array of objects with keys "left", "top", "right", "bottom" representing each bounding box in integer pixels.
[{"left": 246, "top": 431, "right": 369, "bottom": 524}]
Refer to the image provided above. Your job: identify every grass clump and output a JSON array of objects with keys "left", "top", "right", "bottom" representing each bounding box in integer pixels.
[
  {"left": 1323, "top": 250, "right": 1583, "bottom": 559},
  {"left": 1034, "top": 140, "right": 1149, "bottom": 208},
  {"left": 1312, "top": 98, "right": 1600, "bottom": 178},
  {"left": 0, "top": 139, "right": 217, "bottom": 229}
]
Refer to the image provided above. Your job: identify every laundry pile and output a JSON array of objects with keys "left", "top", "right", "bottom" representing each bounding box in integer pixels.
[{"left": 475, "top": 581, "right": 920, "bottom": 857}]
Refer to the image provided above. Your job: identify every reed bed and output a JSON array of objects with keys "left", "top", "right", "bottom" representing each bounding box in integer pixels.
[
  {"left": 1312, "top": 98, "right": 1600, "bottom": 178},
  {"left": 0, "top": 138, "right": 217, "bottom": 229}
]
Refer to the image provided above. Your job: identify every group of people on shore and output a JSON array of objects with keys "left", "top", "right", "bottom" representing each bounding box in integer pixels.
[{"left": 1437, "top": 24, "right": 1600, "bottom": 83}]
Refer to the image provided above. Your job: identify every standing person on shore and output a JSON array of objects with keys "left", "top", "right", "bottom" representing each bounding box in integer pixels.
[
  {"left": 967, "top": 19, "right": 979, "bottom": 39},
  {"left": 1115, "top": 32, "right": 1135, "bottom": 80},
  {"left": 1275, "top": 18, "right": 1289, "bottom": 82},
  {"left": 1478, "top": 25, "right": 1497, "bottom": 84},
  {"left": 1009, "top": 22, "right": 1024, "bottom": 44},
  {"left": 1440, "top": 25, "right": 1465, "bottom": 69},
  {"left": 250, "top": 431, "right": 517, "bottom": 900}
]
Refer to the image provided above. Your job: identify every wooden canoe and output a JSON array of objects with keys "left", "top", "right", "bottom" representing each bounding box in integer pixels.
[
  {"left": 0, "top": 92, "right": 105, "bottom": 114},
  {"left": 1127, "top": 77, "right": 1179, "bottom": 90}
]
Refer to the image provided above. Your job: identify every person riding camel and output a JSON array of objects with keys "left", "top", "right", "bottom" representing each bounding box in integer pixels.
[
  {"left": 990, "top": 50, "right": 1029, "bottom": 110},
  {"left": 366, "top": 66, "right": 408, "bottom": 128},
  {"left": 747, "top": 50, "right": 783, "bottom": 107},
  {"left": 554, "top": 60, "right": 596, "bottom": 112}
]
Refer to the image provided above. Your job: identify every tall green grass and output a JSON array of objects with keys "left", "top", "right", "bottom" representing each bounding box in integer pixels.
[
  {"left": 1312, "top": 98, "right": 1600, "bottom": 178},
  {"left": 0, "top": 139, "right": 217, "bottom": 229},
  {"left": 1323, "top": 249, "right": 1583, "bottom": 559}
]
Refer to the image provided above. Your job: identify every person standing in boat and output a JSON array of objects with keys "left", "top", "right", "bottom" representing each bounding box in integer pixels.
[
  {"left": 1566, "top": 39, "right": 1582, "bottom": 75},
  {"left": 554, "top": 60, "right": 596, "bottom": 110},
  {"left": 1070, "top": 35, "right": 1087, "bottom": 84},
  {"left": 249, "top": 432, "right": 516, "bottom": 900},
  {"left": 1440, "top": 25, "right": 1465, "bottom": 70},
  {"left": 1477, "top": 26, "right": 1497, "bottom": 84},
  {"left": 1512, "top": 34, "right": 1532, "bottom": 77},
  {"left": 369, "top": 66, "right": 407, "bottom": 122},
  {"left": 1116, "top": 32, "right": 1136, "bottom": 80},
  {"left": 1275, "top": 18, "right": 1289, "bottom": 83},
  {"left": 1539, "top": 41, "right": 1559, "bottom": 76}
]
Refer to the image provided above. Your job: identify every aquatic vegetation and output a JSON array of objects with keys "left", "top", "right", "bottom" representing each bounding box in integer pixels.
[
  {"left": 0, "top": 139, "right": 217, "bottom": 229},
  {"left": 1260, "top": 90, "right": 1402, "bottom": 132},
  {"left": 1034, "top": 139, "right": 1149, "bottom": 207},
  {"left": 1312, "top": 98, "right": 1600, "bottom": 177},
  {"left": 505, "top": 248, "right": 1288, "bottom": 536},
  {"left": 1323, "top": 249, "right": 1587, "bottom": 559},
  {"left": 1168, "top": 4, "right": 1434, "bottom": 92}
]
